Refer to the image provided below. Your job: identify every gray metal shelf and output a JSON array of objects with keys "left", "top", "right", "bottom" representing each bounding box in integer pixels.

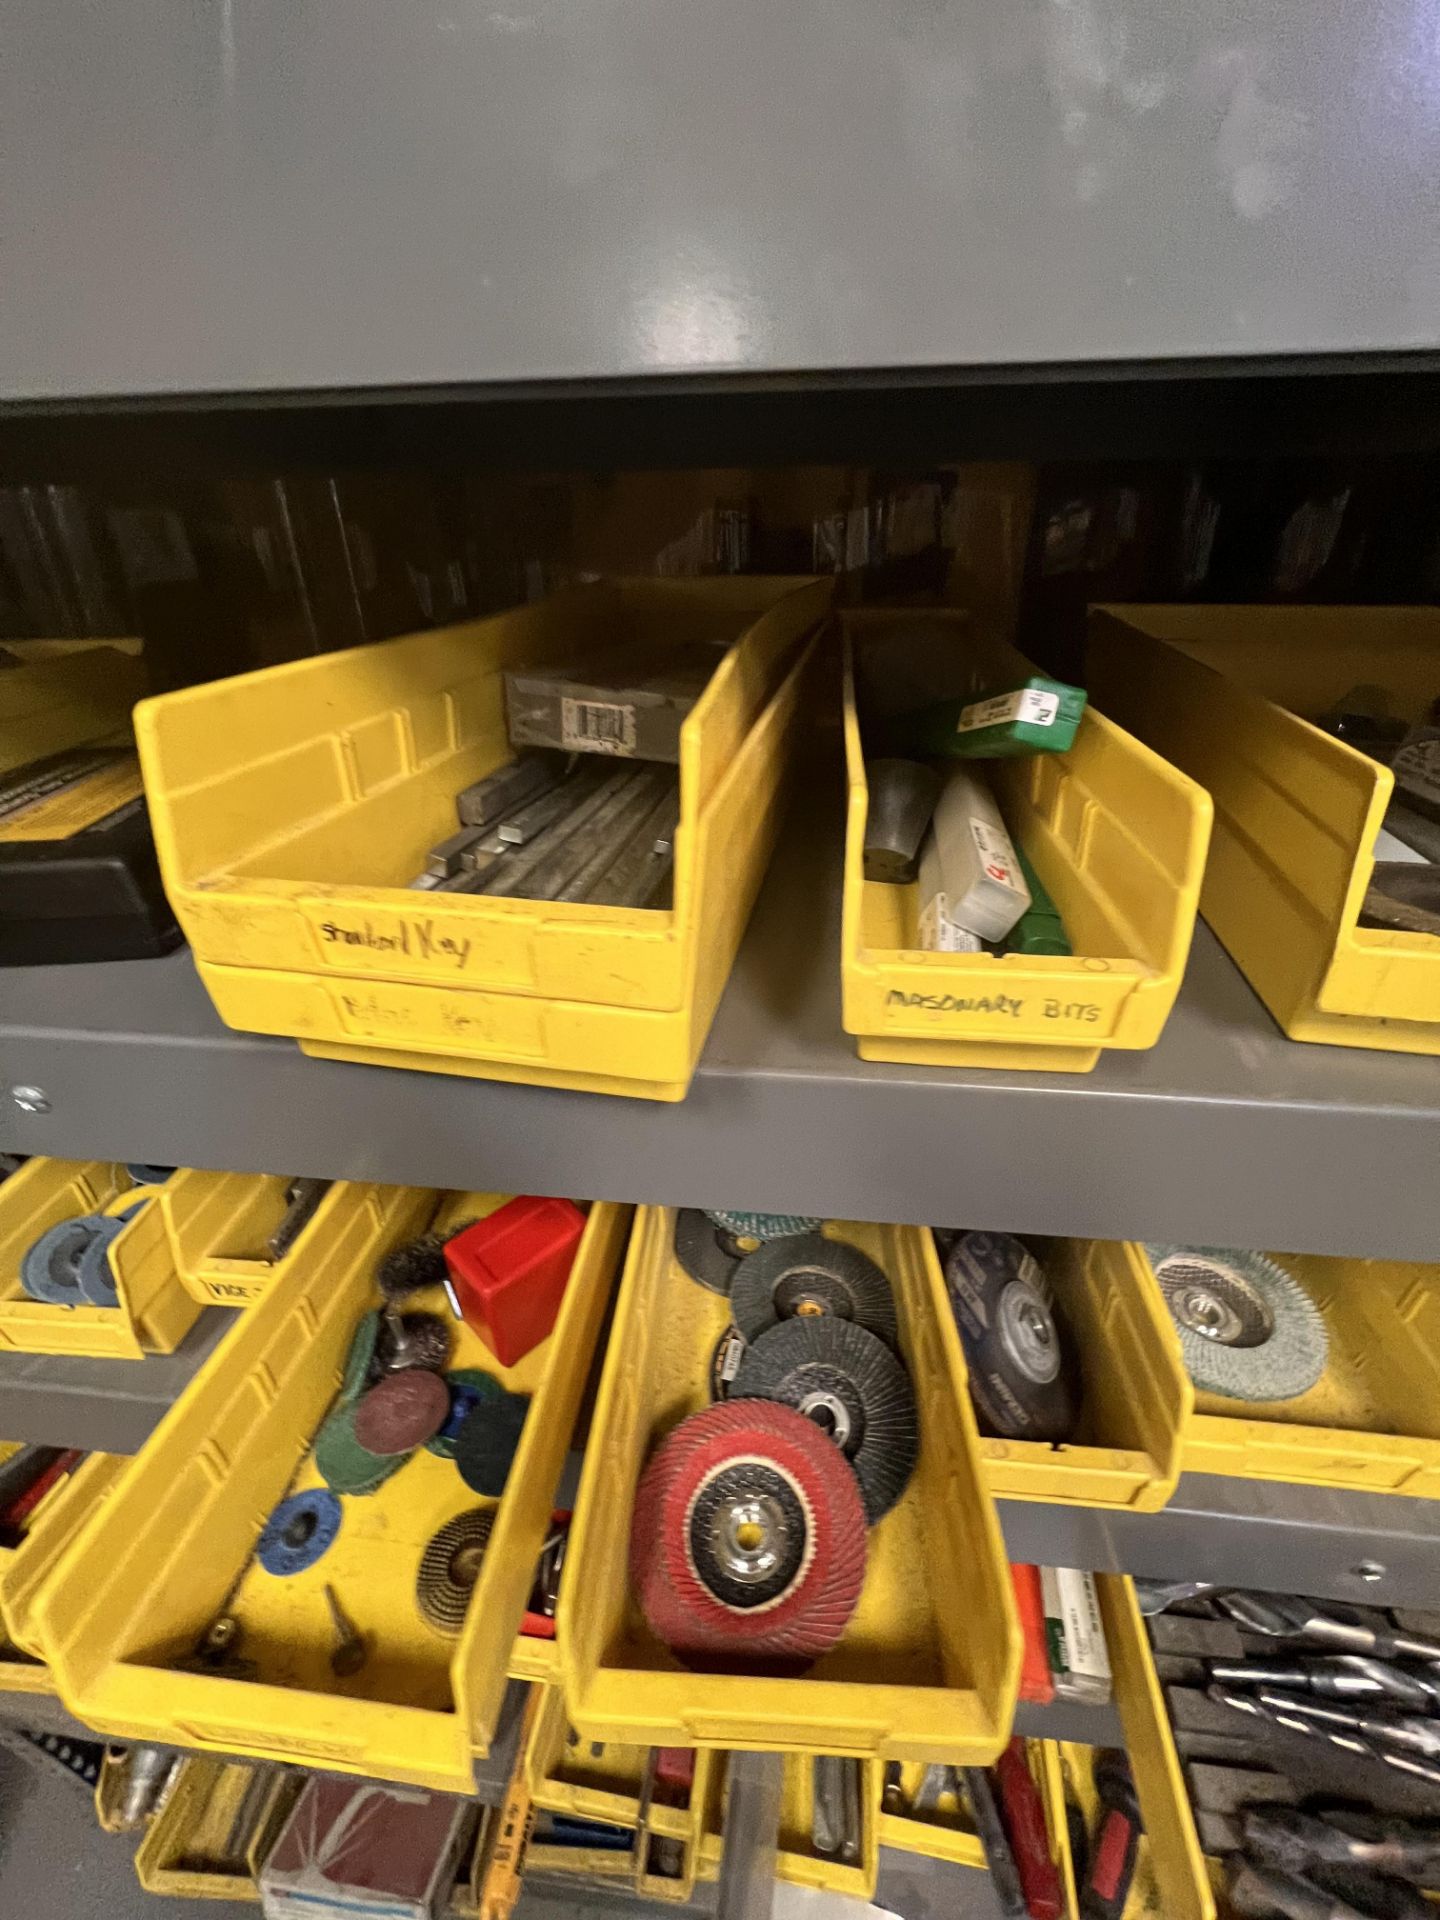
[
  {"left": 2, "top": 809, "right": 1437, "bottom": 1258},
  {"left": 998, "top": 1474, "right": 1440, "bottom": 1611},
  {"left": 0, "top": 1314, "right": 232, "bottom": 1452},
  {"left": 4, "top": 2, "right": 1438, "bottom": 398}
]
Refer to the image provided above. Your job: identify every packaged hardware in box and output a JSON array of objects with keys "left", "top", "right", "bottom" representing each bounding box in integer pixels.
[{"left": 260, "top": 1778, "right": 472, "bottom": 1920}]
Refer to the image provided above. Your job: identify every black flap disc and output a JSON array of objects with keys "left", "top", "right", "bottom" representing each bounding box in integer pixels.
[
  {"left": 729, "top": 1233, "right": 898, "bottom": 1349},
  {"left": 731, "top": 1316, "right": 918, "bottom": 1522},
  {"left": 674, "top": 1210, "right": 742, "bottom": 1295}
]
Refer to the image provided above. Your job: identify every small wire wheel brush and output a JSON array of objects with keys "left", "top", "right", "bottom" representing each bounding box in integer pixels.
[
  {"left": 629, "top": 1401, "right": 867, "bottom": 1664},
  {"left": 377, "top": 1233, "right": 450, "bottom": 1303},
  {"left": 729, "top": 1233, "right": 898, "bottom": 1350},
  {"left": 416, "top": 1507, "right": 495, "bottom": 1637},
  {"left": 730, "top": 1317, "right": 918, "bottom": 1522},
  {"left": 1146, "top": 1245, "right": 1329, "bottom": 1402}
]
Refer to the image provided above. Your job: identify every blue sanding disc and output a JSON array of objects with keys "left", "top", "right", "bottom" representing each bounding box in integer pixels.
[{"left": 258, "top": 1488, "right": 343, "bottom": 1576}]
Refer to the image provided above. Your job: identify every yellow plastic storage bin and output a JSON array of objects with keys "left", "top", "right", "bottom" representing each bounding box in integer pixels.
[
  {"left": 0, "top": 1450, "right": 128, "bottom": 1698},
  {"left": 561, "top": 1208, "right": 1020, "bottom": 1759},
  {"left": 0, "top": 641, "right": 146, "bottom": 774},
  {"left": 876, "top": 1756, "right": 995, "bottom": 1871},
  {"left": 0, "top": 1159, "right": 203, "bottom": 1358},
  {"left": 1098, "top": 1575, "right": 1218, "bottom": 1920},
  {"left": 30, "top": 1187, "right": 630, "bottom": 1792},
  {"left": 135, "top": 577, "right": 830, "bottom": 1101},
  {"left": 976, "top": 1237, "right": 1191, "bottom": 1512},
  {"left": 134, "top": 1757, "right": 301, "bottom": 1903},
  {"left": 525, "top": 1683, "right": 713, "bottom": 1903},
  {"left": 151, "top": 1169, "right": 400, "bottom": 1308},
  {"left": 1159, "top": 1248, "right": 1440, "bottom": 1496},
  {"left": 841, "top": 611, "right": 1213, "bottom": 1073},
  {"left": 1088, "top": 605, "right": 1440, "bottom": 1054},
  {"left": 882, "top": 1585, "right": 1214, "bottom": 1919},
  {"left": 696, "top": 1753, "right": 882, "bottom": 1901}
]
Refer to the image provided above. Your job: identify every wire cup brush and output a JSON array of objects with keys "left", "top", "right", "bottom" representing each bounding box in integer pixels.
[{"left": 1146, "top": 1246, "right": 1328, "bottom": 1401}]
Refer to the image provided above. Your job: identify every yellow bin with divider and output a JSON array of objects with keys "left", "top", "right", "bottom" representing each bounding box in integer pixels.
[
  {"left": 0, "top": 1158, "right": 202, "bottom": 1358},
  {"left": 841, "top": 611, "right": 1213, "bottom": 1072},
  {"left": 149, "top": 1168, "right": 403, "bottom": 1308},
  {"left": 1160, "top": 1248, "right": 1440, "bottom": 1497},
  {"left": 561, "top": 1207, "right": 1020, "bottom": 1759},
  {"left": 524, "top": 1683, "right": 716, "bottom": 1903},
  {"left": 134, "top": 1757, "right": 303, "bottom": 1904},
  {"left": 0, "top": 1449, "right": 129, "bottom": 1699},
  {"left": 819, "top": 1580, "right": 1211, "bottom": 1919},
  {"left": 974, "top": 1236, "right": 1191, "bottom": 1512},
  {"left": 1087, "top": 604, "right": 1440, "bottom": 1053},
  {"left": 29, "top": 1185, "right": 631, "bottom": 1792},
  {"left": 134, "top": 577, "right": 831, "bottom": 1101},
  {"left": 697, "top": 1753, "right": 883, "bottom": 1901}
]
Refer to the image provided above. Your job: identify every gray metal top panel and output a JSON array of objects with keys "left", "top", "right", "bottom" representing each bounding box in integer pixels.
[
  {"left": 3, "top": 0, "right": 1439, "bottom": 399},
  {"left": 1, "top": 805, "right": 1438, "bottom": 1257}
]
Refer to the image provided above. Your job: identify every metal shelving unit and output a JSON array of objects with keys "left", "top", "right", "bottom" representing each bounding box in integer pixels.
[{"left": 3, "top": 805, "right": 1437, "bottom": 1260}]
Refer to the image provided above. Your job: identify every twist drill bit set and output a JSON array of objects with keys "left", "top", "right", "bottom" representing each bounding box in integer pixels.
[{"left": 1143, "top": 1578, "right": 1440, "bottom": 1919}]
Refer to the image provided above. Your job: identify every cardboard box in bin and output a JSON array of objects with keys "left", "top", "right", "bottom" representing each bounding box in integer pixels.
[{"left": 260, "top": 1778, "right": 471, "bottom": 1920}]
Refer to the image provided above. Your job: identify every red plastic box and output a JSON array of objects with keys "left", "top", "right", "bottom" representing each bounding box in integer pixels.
[{"left": 443, "top": 1196, "right": 586, "bottom": 1367}]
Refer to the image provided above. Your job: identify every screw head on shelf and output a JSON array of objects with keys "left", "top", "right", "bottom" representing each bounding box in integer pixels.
[
  {"left": 1354, "top": 1559, "right": 1386, "bottom": 1584},
  {"left": 9, "top": 1085, "right": 50, "bottom": 1114}
]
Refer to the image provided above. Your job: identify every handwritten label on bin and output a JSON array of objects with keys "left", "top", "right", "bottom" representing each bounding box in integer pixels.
[
  {"left": 884, "top": 990, "right": 1104, "bottom": 1026},
  {"left": 299, "top": 902, "right": 535, "bottom": 989},
  {"left": 329, "top": 979, "right": 546, "bottom": 1058}
]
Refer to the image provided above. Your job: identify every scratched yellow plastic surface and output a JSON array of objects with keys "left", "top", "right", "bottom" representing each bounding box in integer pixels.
[
  {"left": 0, "top": 1451, "right": 128, "bottom": 1698},
  {"left": 562, "top": 1209, "right": 1020, "bottom": 1758},
  {"left": 228, "top": 628, "right": 818, "bottom": 1101},
  {"left": 874, "top": 1756, "right": 987, "bottom": 1870},
  {"left": 134, "top": 1757, "right": 301, "bottom": 1903},
  {"left": 153, "top": 1169, "right": 405, "bottom": 1308},
  {"left": 696, "top": 1753, "right": 883, "bottom": 1899},
  {"left": 0, "top": 643, "right": 146, "bottom": 779},
  {"left": 1097, "top": 1575, "right": 1216, "bottom": 1920},
  {"left": 978, "top": 1238, "right": 1192, "bottom": 1512},
  {"left": 524, "top": 1683, "right": 711, "bottom": 1903},
  {"left": 134, "top": 578, "right": 830, "bottom": 1098},
  {"left": 0, "top": 1158, "right": 202, "bottom": 1357},
  {"left": 840, "top": 612, "right": 1213, "bottom": 1072},
  {"left": 1160, "top": 1248, "right": 1440, "bottom": 1496},
  {"left": 29, "top": 1189, "right": 630, "bottom": 1790},
  {"left": 1088, "top": 605, "right": 1440, "bottom": 1054}
]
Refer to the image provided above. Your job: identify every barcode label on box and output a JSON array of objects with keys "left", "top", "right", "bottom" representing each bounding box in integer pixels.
[{"left": 561, "top": 697, "right": 636, "bottom": 755}]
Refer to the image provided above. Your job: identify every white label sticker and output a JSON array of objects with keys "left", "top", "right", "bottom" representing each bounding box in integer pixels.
[
  {"left": 969, "top": 818, "right": 1020, "bottom": 890},
  {"left": 918, "top": 892, "right": 983, "bottom": 952},
  {"left": 561, "top": 697, "right": 636, "bottom": 755},
  {"left": 956, "top": 687, "right": 1060, "bottom": 734}
]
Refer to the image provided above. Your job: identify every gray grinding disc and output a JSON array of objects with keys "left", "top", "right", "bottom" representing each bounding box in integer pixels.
[{"left": 1147, "top": 1245, "right": 1329, "bottom": 1403}]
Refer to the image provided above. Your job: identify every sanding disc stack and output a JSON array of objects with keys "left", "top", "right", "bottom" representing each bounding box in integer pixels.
[{"left": 627, "top": 1215, "right": 921, "bottom": 1668}]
